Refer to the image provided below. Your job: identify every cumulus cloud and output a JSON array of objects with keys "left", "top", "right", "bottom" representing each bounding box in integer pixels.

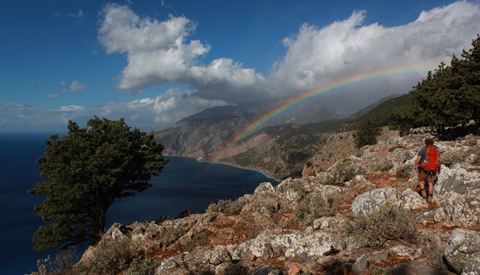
[
  {"left": 268, "top": 1, "right": 480, "bottom": 105},
  {"left": 47, "top": 92, "right": 59, "bottom": 98},
  {"left": 69, "top": 81, "right": 88, "bottom": 92},
  {"left": 98, "top": 1, "right": 480, "bottom": 113},
  {"left": 98, "top": 3, "right": 266, "bottom": 102}
]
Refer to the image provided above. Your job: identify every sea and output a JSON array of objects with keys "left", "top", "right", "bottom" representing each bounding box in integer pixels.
[{"left": 0, "top": 133, "right": 277, "bottom": 275}]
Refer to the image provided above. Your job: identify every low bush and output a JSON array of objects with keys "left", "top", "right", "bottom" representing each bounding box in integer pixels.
[
  {"left": 159, "top": 226, "right": 185, "bottom": 244},
  {"left": 75, "top": 238, "right": 135, "bottom": 275},
  {"left": 396, "top": 163, "right": 413, "bottom": 178},
  {"left": 205, "top": 198, "right": 245, "bottom": 216},
  {"left": 344, "top": 200, "right": 417, "bottom": 247},
  {"left": 288, "top": 179, "right": 307, "bottom": 199},
  {"left": 389, "top": 145, "right": 405, "bottom": 152},
  {"left": 321, "top": 160, "right": 355, "bottom": 186},
  {"left": 442, "top": 146, "right": 480, "bottom": 167},
  {"left": 124, "top": 257, "right": 162, "bottom": 275},
  {"left": 29, "top": 247, "right": 77, "bottom": 275},
  {"left": 371, "top": 159, "right": 394, "bottom": 172},
  {"left": 294, "top": 192, "right": 338, "bottom": 227}
]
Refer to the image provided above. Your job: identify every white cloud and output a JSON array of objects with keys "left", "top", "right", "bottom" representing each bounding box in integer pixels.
[
  {"left": 67, "top": 10, "right": 83, "bottom": 19},
  {"left": 92, "top": 49, "right": 99, "bottom": 55},
  {"left": 69, "top": 81, "right": 88, "bottom": 92},
  {"left": 98, "top": 3, "right": 266, "bottom": 103},
  {"left": 47, "top": 92, "right": 59, "bottom": 98},
  {"left": 59, "top": 80, "right": 65, "bottom": 86},
  {"left": 0, "top": 88, "right": 229, "bottom": 130},
  {"left": 99, "top": 1, "right": 480, "bottom": 112},
  {"left": 52, "top": 11, "right": 61, "bottom": 17},
  {"left": 28, "top": 81, "right": 36, "bottom": 86}
]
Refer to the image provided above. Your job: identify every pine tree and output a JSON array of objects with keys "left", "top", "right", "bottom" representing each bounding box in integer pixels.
[
  {"left": 28, "top": 116, "right": 168, "bottom": 252},
  {"left": 355, "top": 116, "right": 380, "bottom": 149},
  {"left": 396, "top": 35, "right": 480, "bottom": 131}
]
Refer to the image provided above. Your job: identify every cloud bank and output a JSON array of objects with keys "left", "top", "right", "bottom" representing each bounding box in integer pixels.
[{"left": 4, "top": 1, "right": 480, "bottom": 131}]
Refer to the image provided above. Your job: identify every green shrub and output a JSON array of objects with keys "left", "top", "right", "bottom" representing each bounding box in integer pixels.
[
  {"left": 295, "top": 192, "right": 338, "bottom": 227},
  {"left": 371, "top": 159, "right": 394, "bottom": 172},
  {"left": 442, "top": 146, "right": 480, "bottom": 167},
  {"left": 124, "top": 257, "right": 162, "bottom": 275},
  {"left": 288, "top": 179, "right": 307, "bottom": 199},
  {"left": 321, "top": 160, "right": 355, "bottom": 185},
  {"left": 344, "top": 200, "right": 417, "bottom": 247},
  {"left": 29, "top": 247, "right": 77, "bottom": 275},
  {"left": 159, "top": 226, "right": 185, "bottom": 244},
  {"left": 205, "top": 198, "right": 245, "bottom": 216},
  {"left": 389, "top": 145, "right": 405, "bottom": 152},
  {"left": 74, "top": 239, "right": 136, "bottom": 275},
  {"left": 396, "top": 163, "right": 413, "bottom": 178},
  {"left": 468, "top": 137, "right": 479, "bottom": 146}
]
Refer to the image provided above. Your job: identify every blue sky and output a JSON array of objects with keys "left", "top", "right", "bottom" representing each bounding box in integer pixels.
[{"left": 1, "top": 0, "right": 480, "bottom": 132}]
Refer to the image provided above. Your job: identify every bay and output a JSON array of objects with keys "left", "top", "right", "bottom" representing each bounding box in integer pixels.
[{"left": 0, "top": 133, "right": 276, "bottom": 275}]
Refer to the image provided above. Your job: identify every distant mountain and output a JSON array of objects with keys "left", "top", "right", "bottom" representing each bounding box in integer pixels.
[
  {"left": 155, "top": 93, "right": 412, "bottom": 179},
  {"left": 347, "top": 94, "right": 403, "bottom": 120}
]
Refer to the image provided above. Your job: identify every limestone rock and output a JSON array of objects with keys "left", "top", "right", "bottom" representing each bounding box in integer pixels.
[
  {"left": 461, "top": 252, "right": 480, "bottom": 275},
  {"left": 352, "top": 255, "right": 367, "bottom": 275},
  {"left": 435, "top": 165, "right": 480, "bottom": 197},
  {"left": 444, "top": 229, "right": 480, "bottom": 274},
  {"left": 345, "top": 175, "right": 376, "bottom": 194},
  {"left": 105, "top": 223, "right": 130, "bottom": 244},
  {"left": 313, "top": 216, "right": 348, "bottom": 230},
  {"left": 399, "top": 188, "right": 429, "bottom": 210},
  {"left": 351, "top": 187, "right": 397, "bottom": 215},
  {"left": 437, "top": 192, "right": 480, "bottom": 228},
  {"left": 254, "top": 182, "right": 276, "bottom": 195}
]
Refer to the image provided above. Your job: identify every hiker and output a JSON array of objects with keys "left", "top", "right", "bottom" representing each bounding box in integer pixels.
[{"left": 414, "top": 138, "right": 441, "bottom": 203}]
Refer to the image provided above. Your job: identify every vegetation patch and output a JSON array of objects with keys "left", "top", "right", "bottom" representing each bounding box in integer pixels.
[
  {"left": 396, "top": 163, "right": 413, "bottom": 178},
  {"left": 442, "top": 146, "right": 480, "bottom": 167},
  {"left": 345, "top": 200, "right": 417, "bottom": 247},
  {"left": 295, "top": 192, "right": 338, "bottom": 227},
  {"left": 205, "top": 198, "right": 245, "bottom": 216},
  {"left": 321, "top": 159, "right": 355, "bottom": 185},
  {"left": 389, "top": 145, "right": 405, "bottom": 152},
  {"left": 371, "top": 159, "right": 394, "bottom": 172}
]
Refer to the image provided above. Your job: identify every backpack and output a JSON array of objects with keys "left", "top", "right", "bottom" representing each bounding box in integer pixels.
[{"left": 421, "top": 146, "right": 440, "bottom": 172}]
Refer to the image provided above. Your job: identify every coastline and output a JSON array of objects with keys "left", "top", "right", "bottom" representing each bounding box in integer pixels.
[{"left": 165, "top": 155, "right": 279, "bottom": 183}]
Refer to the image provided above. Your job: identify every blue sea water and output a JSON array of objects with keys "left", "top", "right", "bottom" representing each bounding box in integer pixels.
[{"left": 0, "top": 133, "right": 276, "bottom": 275}]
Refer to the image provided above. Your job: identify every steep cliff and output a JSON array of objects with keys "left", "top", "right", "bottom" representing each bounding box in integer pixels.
[{"left": 155, "top": 111, "right": 261, "bottom": 158}]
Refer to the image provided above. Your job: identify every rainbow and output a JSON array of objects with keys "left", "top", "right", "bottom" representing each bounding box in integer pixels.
[{"left": 211, "top": 63, "right": 438, "bottom": 162}]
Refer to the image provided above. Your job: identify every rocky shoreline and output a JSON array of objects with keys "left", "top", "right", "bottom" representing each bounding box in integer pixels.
[{"left": 78, "top": 127, "right": 480, "bottom": 275}]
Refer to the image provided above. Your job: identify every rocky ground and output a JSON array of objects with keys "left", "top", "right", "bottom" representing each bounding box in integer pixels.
[{"left": 80, "top": 127, "right": 480, "bottom": 275}]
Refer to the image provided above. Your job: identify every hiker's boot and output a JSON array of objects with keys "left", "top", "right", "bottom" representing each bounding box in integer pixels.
[
  {"left": 421, "top": 189, "right": 427, "bottom": 199},
  {"left": 427, "top": 194, "right": 433, "bottom": 203}
]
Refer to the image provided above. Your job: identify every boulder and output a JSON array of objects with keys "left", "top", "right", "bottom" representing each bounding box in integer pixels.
[
  {"left": 105, "top": 223, "right": 130, "bottom": 244},
  {"left": 351, "top": 187, "right": 397, "bottom": 215},
  {"left": 435, "top": 165, "right": 480, "bottom": 197},
  {"left": 352, "top": 255, "right": 367, "bottom": 275},
  {"left": 444, "top": 229, "right": 480, "bottom": 274},
  {"left": 462, "top": 252, "right": 480, "bottom": 275},
  {"left": 434, "top": 192, "right": 480, "bottom": 228},
  {"left": 399, "top": 188, "right": 429, "bottom": 210},
  {"left": 254, "top": 182, "right": 276, "bottom": 195}
]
